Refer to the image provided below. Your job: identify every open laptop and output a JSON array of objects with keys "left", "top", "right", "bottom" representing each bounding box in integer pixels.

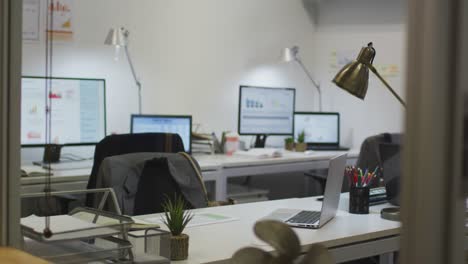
[
  {"left": 264, "top": 153, "right": 347, "bottom": 229},
  {"left": 294, "top": 112, "right": 349, "bottom": 151}
]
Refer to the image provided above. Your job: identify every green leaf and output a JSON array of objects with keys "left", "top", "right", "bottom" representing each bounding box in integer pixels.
[
  {"left": 162, "top": 194, "right": 193, "bottom": 236},
  {"left": 297, "top": 130, "right": 305, "bottom": 143}
]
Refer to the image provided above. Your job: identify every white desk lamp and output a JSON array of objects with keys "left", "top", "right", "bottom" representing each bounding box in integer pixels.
[
  {"left": 105, "top": 27, "right": 142, "bottom": 114},
  {"left": 281, "top": 46, "right": 322, "bottom": 111}
]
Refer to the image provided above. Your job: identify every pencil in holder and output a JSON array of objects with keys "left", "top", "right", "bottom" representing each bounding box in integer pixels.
[{"left": 349, "top": 186, "right": 370, "bottom": 214}]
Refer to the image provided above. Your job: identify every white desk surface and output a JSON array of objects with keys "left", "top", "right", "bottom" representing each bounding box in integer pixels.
[
  {"left": 21, "top": 168, "right": 92, "bottom": 185},
  {"left": 194, "top": 149, "right": 359, "bottom": 169},
  {"left": 134, "top": 194, "right": 400, "bottom": 264},
  {"left": 21, "top": 150, "right": 359, "bottom": 185}
]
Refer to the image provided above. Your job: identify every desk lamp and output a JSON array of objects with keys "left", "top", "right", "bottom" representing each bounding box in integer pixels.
[
  {"left": 332, "top": 42, "right": 406, "bottom": 107},
  {"left": 332, "top": 42, "right": 404, "bottom": 221},
  {"left": 281, "top": 46, "right": 323, "bottom": 111},
  {"left": 105, "top": 27, "right": 143, "bottom": 114}
]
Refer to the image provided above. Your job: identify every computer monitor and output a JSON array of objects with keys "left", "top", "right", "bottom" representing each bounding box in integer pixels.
[
  {"left": 294, "top": 112, "right": 340, "bottom": 147},
  {"left": 21, "top": 76, "right": 107, "bottom": 146},
  {"left": 130, "top": 115, "right": 192, "bottom": 153},
  {"left": 238, "top": 85, "right": 295, "bottom": 147}
]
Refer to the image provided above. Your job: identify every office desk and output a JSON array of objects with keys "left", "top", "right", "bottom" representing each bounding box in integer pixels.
[
  {"left": 195, "top": 150, "right": 358, "bottom": 200},
  {"left": 134, "top": 194, "right": 400, "bottom": 264},
  {"left": 21, "top": 168, "right": 91, "bottom": 194},
  {"left": 21, "top": 150, "right": 359, "bottom": 200}
]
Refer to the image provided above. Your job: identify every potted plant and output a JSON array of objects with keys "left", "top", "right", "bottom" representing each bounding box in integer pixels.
[
  {"left": 295, "top": 131, "right": 307, "bottom": 152},
  {"left": 162, "top": 195, "right": 193, "bottom": 260},
  {"left": 284, "top": 137, "right": 294, "bottom": 151}
]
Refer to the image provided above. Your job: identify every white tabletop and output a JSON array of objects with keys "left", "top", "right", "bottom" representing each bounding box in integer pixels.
[
  {"left": 134, "top": 194, "right": 400, "bottom": 264},
  {"left": 21, "top": 168, "right": 92, "bottom": 185},
  {"left": 21, "top": 150, "right": 359, "bottom": 185},
  {"left": 194, "top": 149, "right": 359, "bottom": 168}
]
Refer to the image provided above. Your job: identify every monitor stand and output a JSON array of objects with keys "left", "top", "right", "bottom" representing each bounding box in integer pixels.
[
  {"left": 32, "top": 144, "right": 63, "bottom": 167},
  {"left": 254, "top": 135, "right": 268, "bottom": 148},
  {"left": 43, "top": 144, "right": 62, "bottom": 163}
]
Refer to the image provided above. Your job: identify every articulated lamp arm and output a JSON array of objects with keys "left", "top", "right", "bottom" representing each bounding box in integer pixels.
[
  {"left": 296, "top": 58, "right": 323, "bottom": 111},
  {"left": 368, "top": 65, "right": 406, "bottom": 108},
  {"left": 124, "top": 45, "right": 142, "bottom": 114}
]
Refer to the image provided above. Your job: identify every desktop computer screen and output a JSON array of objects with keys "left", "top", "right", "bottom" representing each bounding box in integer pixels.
[
  {"left": 21, "top": 76, "right": 107, "bottom": 146},
  {"left": 294, "top": 112, "right": 339, "bottom": 144},
  {"left": 130, "top": 115, "right": 192, "bottom": 153},
  {"left": 238, "top": 86, "right": 295, "bottom": 136}
]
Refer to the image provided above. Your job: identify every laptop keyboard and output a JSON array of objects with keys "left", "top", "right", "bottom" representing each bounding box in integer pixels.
[{"left": 286, "top": 210, "right": 321, "bottom": 224}]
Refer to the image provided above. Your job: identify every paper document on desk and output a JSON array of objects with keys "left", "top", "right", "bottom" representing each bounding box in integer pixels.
[
  {"left": 144, "top": 212, "right": 238, "bottom": 228},
  {"left": 21, "top": 215, "right": 98, "bottom": 234},
  {"left": 21, "top": 165, "right": 52, "bottom": 177},
  {"left": 234, "top": 148, "right": 283, "bottom": 159}
]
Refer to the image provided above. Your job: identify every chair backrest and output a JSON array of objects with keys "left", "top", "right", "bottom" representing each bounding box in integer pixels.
[
  {"left": 356, "top": 133, "right": 402, "bottom": 187},
  {"left": 133, "top": 156, "right": 204, "bottom": 215},
  {"left": 356, "top": 133, "right": 402, "bottom": 170},
  {"left": 134, "top": 153, "right": 208, "bottom": 215},
  {"left": 86, "top": 133, "right": 185, "bottom": 207},
  {"left": 93, "top": 152, "right": 208, "bottom": 215},
  {"left": 380, "top": 143, "right": 402, "bottom": 205}
]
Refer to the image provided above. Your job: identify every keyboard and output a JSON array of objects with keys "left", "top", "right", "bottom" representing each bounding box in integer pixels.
[
  {"left": 369, "top": 187, "right": 387, "bottom": 205},
  {"left": 286, "top": 210, "right": 321, "bottom": 224},
  {"left": 307, "top": 145, "right": 350, "bottom": 151}
]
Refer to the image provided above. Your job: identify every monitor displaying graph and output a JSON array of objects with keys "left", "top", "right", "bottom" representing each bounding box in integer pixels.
[
  {"left": 21, "top": 76, "right": 107, "bottom": 146},
  {"left": 238, "top": 86, "right": 295, "bottom": 135},
  {"left": 130, "top": 115, "right": 192, "bottom": 153}
]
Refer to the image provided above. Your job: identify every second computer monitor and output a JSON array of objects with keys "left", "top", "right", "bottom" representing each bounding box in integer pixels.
[
  {"left": 294, "top": 112, "right": 340, "bottom": 146},
  {"left": 238, "top": 86, "right": 295, "bottom": 145},
  {"left": 21, "top": 76, "right": 107, "bottom": 147},
  {"left": 130, "top": 115, "right": 192, "bottom": 153}
]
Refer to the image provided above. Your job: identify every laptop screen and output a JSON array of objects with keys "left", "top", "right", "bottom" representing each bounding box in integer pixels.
[{"left": 294, "top": 112, "right": 339, "bottom": 145}]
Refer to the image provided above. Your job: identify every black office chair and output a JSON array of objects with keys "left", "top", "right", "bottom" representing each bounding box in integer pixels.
[
  {"left": 85, "top": 133, "right": 185, "bottom": 207},
  {"left": 304, "top": 133, "right": 402, "bottom": 196},
  {"left": 355, "top": 133, "right": 402, "bottom": 188},
  {"left": 133, "top": 155, "right": 209, "bottom": 215},
  {"left": 379, "top": 143, "right": 402, "bottom": 205}
]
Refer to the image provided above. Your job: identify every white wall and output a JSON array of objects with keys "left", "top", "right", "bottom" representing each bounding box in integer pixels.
[
  {"left": 22, "top": 0, "right": 406, "bottom": 157},
  {"left": 311, "top": 0, "right": 407, "bottom": 147}
]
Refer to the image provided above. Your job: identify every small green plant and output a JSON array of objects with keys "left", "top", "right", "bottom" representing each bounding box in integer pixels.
[
  {"left": 297, "top": 131, "right": 306, "bottom": 143},
  {"left": 284, "top": 137, "right": 294, "bottom": 144},
  {"left": 162, "top": 195, "right": 193, "bottom": 236}
]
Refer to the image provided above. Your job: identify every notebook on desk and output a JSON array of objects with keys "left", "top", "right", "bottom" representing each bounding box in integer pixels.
[
  {"left": 263, "top": 153, "right": 347, "bottom": 229},
  {"left": 294, "top": 112, "right": 349, "bottom": 151},
  {"left": 233, "top": 148, "right": 283, "bottom": 159}
]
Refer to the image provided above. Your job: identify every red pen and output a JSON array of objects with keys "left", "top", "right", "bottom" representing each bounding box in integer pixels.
[{"left": 353, "top": 170, "right": 358, "bottom": 187}]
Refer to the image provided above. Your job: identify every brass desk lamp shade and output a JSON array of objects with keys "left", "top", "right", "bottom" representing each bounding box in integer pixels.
[
  {"left": 333, "top": 42, "right": 406, "bottom": 107},
  {"left": 104, "top": 27, "right": 128, "bottom": 46}
]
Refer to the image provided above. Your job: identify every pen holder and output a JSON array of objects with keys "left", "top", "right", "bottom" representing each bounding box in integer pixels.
[{"left": 349, "top": 186, "right": 370, "bottom": 214}]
